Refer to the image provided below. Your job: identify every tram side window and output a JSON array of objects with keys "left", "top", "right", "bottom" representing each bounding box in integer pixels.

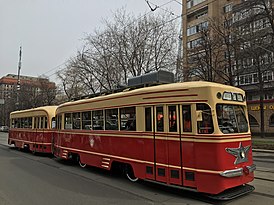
[
  {"left": 64, "top": 113, "right": 72, "bottom": 129},
  {"left": 145, "top": 107, "right": 152, "bottom": 131},
  {"left": 156, "top": 106, "right": 164, "bottom": 132},
  {"left": 12, "top": 119, "right": 15, "bottom": 128},
  {"left": 168, "top": 106, "right": 177, "bottom": 132},
  {"left": 19, "top": 118, "right": 24, "bottom": 128},
  {"left": 182, "top": 105, "right": 192, "bottom": 132},
  {"left": 45, "top": 117, "right": 48, "bottom": 129},
  {"left": 105, "top": 109, "right": 118, "bottom": 130},
  {"left": 120, "top": 107, "right": 136, "bottom": 131},
  {"left": 40, "top": 117, "right": 45, "bottom": 129},
  {"left": 28, "top": 117, "right": 32, "bottom": 128},
  {"left": 34, "top": 117, "right": 37, "bottom": 129},
  {"left": 82, "top": 111, "right": 91, "bottom": 130},
  {"left": 197, "top": 103, "right": 214, "bottom": 134},
  {"left": 38, "top": 117, "right": 42, "bottom": 129},
  {"left": 57, "top": 115, "right": 62, "bottom": 129},
  {"left": 15, "top": 119, "right": 19, "bottom": 128},
  {"left": 92, "top": 110, "right": 104, "bottom": 130},
  {"left": 72, "top": 112, "right": 81, "bottom": 129},
  {"left": 23, "top": 118, "right": 28, "bottom": 128},
  {"left": 23, "top": 117, "right": 32, "bottom": 129}
]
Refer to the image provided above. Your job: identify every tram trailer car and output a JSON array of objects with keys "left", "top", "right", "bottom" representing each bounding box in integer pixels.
[
  {"left": 8, "top": 106, "right": 57, "bottom": 153},
  {"left": 53, "top": 81, "right": 255, "bottom": 199}
]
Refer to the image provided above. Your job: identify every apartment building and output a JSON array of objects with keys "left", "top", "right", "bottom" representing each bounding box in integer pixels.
[
  {"left": 0, "top": 74, "right": 55, "bottom": 100},
  {"left": 0, "top": 74, "right": 56, "bottom": 126},
  {"left": 182, "top": 0, "right": 274, "bottom": 135},
  {"left": 182, "top": 0, "right": 241, "bottom": 80}
]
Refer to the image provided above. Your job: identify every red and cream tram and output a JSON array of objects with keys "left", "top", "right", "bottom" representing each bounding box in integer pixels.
[
  {"left": 53, "top": 81, "right": 255, "bottom": 199},
  {"left": 8, "top": 106, "right": 57, "bottom": 153}
]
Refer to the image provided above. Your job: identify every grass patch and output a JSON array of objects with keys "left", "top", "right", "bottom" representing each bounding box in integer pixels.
[
  {"left": 252, "top": 140, "right": 274, "bottom": 150},
  {"left": 253, "top": 140, "right": 274, "bottom": 145}
]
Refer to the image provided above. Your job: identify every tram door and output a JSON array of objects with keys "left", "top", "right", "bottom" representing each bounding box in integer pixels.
[{"left": 151, "top": 105, "right": 182, "bottom": 185}]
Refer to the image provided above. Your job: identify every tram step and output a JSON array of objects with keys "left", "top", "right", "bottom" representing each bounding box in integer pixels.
[{"left": 206, "top": 184, "right": 255, "bottom": 201}]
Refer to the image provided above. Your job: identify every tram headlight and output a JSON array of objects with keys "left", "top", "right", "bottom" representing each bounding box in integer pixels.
[{"left": 216, "top": 92, "right": 222, "bottom": 99}]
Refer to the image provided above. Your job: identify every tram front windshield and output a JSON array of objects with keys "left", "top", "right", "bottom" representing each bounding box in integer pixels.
[{"left": 216, "top": 104, "right": 248, "bottom": 134}]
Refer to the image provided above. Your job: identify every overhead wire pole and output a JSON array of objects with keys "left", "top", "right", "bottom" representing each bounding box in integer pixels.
[
  {"left": 176, "top": 5, "right": 183, "bottom": 83},
  {"left": 16, "top": 46, "right": 22, "bottom": 110}
]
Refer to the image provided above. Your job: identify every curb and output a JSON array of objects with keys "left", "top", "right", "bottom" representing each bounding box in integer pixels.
[{"left": 252, "top": 148, "right": 274, "bottom": 153}]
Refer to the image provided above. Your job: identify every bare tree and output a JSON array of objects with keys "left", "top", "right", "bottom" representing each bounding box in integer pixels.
[
  {"left": 57, "top": 64, "right": 87, "bottom": 101},
  {"left": 186, "top": 22, "right": 226, "bottom": 82},
  {"left": 57, "top": 9, "right": 179, "bottom": 96},
  {"left": 232, "top": 0, "right": 274, "bottom": 137}
]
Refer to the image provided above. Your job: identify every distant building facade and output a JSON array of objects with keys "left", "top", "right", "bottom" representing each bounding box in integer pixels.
[
  {"left": 182, "top": 0, "right": 274, "bottom": 135},
  {"left": 0, "top": 74, "right": 56, "bottom": 126}
]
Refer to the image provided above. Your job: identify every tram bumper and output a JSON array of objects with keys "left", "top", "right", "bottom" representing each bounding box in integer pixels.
[{"left": 220, "top": 164, "right": 256, "bottom": 178}]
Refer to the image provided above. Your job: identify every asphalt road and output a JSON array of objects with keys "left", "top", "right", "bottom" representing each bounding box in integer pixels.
[{"left": 1, "top": 132, "right": 274, "bottom": 205}]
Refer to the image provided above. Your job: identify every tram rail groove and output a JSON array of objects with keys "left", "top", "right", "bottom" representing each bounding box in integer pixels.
[{"left": 251, "top": 191, "right": 274, "bottom": 199}]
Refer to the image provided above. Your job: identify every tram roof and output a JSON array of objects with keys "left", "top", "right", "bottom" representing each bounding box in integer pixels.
[
  {"left": 10, "top": 106, "right": 58, "bottom": 116},
  {"left": 58, "top": 81, "right": 244, "bottom": 109}
]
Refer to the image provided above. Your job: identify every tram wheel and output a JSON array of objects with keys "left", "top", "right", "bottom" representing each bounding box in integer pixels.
[
  {"left": 125, "top": 165, "right": 138, "bottom": 182},
  {"left": 79, "top": 161, "right": 87, "bottom": 168},
  {"left": 77, "top": 156, "right": 87, "bottom": 168}
]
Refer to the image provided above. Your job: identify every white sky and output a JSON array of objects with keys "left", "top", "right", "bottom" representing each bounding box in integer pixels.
[{"left": 0, "top": 0, "right": 182, "bottom": 81}]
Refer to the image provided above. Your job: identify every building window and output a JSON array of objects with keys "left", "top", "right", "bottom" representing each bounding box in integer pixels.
[
  {"left": 196, "top": 10, "right": 208, "bottom": 19},
  {"left": 187, "top": 0, "right": 206, "bottom": 9},
  {"left": 223, "top": 4, "right": 232, "bottom": 13},
  {"left": 249, "top": 114, "right": 259, "bottom": 127},
  {"left": 187, "top": 21, "right": 208, "bottom": 36},
  {"left": 187, "top": 38, "right": 203, "bottom": 49}
]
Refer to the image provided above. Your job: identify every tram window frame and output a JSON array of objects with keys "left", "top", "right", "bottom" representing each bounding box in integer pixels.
[
  {"left": 82, "top": 111, "right": 92, "bottom": 130},
  {"left": 38, "top": 117, "right": 42, "bottom": 129},
  {"left": 196, "top": 103, "right": 214, "bottom": 134},
  {"left": 23, "top": 118, "right": 28, "bottom": 128},
  {"left": 72, "top": 112, "right": 81, "bottom": 129},
  {"left": 57, "top": 115, "right": 62, "bottom": 129},
  {"left": 45, "top": 117, "right": 48, "bottom": 129},
  {"left": 92, "top": 110, "right": 104, "bottom": 130},
  {"left": 16, "top": 119, "right": 19, "bottom": 128},
  {"left": 19, "top": 118, "right": 24, "bottom": 128},
  {"left": 64, "top": 113, "right": 72, "bottom": 129},
  {"left": 120, "top": 107, "right": 136, "bottom": 131},
  {"left": 11, "top": 119, "right": 15, "bottom": 128},
  {"left": 28, "top": 117, "right": 32, "bottom": 128},
  {"left": 168, "top": 105, "right": 177, "bottom": 132},
  {"left": 35, "top": 117, "right": 38, "bottom": 129},
  {"left": 40, "top": 117, "right": 45, "bottom": 129},
  {"left": 145, "top": 107, "right": 152, "bottom": 132},
  {"left": 156, "top": 106, "right": 164, "bottom": 132},
  {"left": 51, "top": 117, "right": 56, "bottom": 129},
  {"left": 182, "top": 105, "right": 192, "bottom": 132},
  {"left": 34, "top": 117, "right": 37, "bottom": 129},
  {"left": 105, "top": 108, "right": 119, "bottom": 130}
]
